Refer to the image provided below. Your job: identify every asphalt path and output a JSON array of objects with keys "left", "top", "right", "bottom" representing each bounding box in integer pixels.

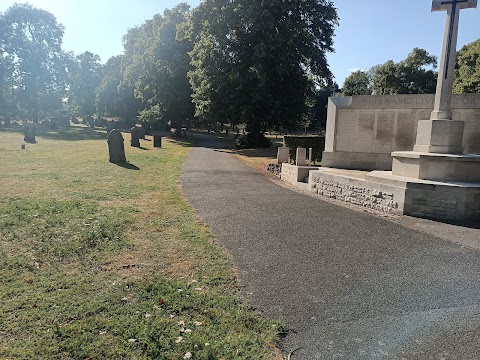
[{"left": 181, "top": 135, "right": 480, "bottom": 359}]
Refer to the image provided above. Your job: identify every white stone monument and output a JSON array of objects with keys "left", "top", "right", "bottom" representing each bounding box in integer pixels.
[
  {"left": 392, "top": 0, "right": 480, "bottom": 182},
  {"left": 307, "top": 1, "right": 480, "bottom": 221}
]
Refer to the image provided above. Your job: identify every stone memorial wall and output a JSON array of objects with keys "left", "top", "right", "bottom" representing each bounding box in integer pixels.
[{"left": 322, "top": 94, "right": 480, "bottom": 170}]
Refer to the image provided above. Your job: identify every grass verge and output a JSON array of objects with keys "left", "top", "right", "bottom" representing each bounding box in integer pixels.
[{"left": 0, "top": 126, "right": 282, "bottom": 359}]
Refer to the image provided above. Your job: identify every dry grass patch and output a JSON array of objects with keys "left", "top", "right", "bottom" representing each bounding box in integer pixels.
[{"left": 0, "top": 126, "right": 283, "bottom": 360}]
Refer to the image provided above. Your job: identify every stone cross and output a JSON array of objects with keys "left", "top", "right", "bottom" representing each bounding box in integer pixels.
[{"left": 430, "top": 0, "right": 477, "bottom": 120}]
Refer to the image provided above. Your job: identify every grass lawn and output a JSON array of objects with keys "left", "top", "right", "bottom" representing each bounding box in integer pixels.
[{"left": 0, "top": 125, "right": 282, "bottom": 359}]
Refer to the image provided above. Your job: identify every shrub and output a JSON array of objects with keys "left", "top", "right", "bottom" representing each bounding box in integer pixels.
[
  {"left": 283, "top": 135, "right": 325, "bottom": 163},
  {"left": 235, "top": 132, "right": 271, "bottom": 149}
]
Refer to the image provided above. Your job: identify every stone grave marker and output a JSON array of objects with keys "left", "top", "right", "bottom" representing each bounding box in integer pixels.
[
  {"left": 277, "top": 147, "right": 289, "bottom": 164},
  {"left": 24, "top": 123, "right": 36, "bottom": 143},
  {"left": 154, "top": 134, "right": 162, "bottom": 148},
  {"left": 106, "top": 121, "right": 115, "bottom": 135},
  {"left": 130, "top": 126, "right": 140, "bottom": 147},
  {"left": 137, "top": 124, "right": 146, "bottom": 140},
  {"left": 296, "top": 147, "right": 307, "bottom": 166},
  {"left": 108, "top": 129, "right": 126, "bottom": 163}
]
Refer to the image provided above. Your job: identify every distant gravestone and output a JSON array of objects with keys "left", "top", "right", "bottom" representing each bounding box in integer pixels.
[
  {"left": 106, "top": 121, "right": 115, "bottom": 135},
  {"left": 137, "top": 124, "right": 146, "bottom": 140},
  {"left": 296, "top": 147, "right": 307, "bottom": 166},
  {"left": 277, "top": 147, "right": 289, "bottom": 164},
  {"left": 130, "top": 126, "right": 140, "bottom": 147},
  {"left": 24, "top": 123, "right": 36, "bottom": 143},
  {"left": 108, "top": 129, "right": 126, "bottom": 163},
  {"left": 153, "top": 134, "right": 162, "bottom": 148}
]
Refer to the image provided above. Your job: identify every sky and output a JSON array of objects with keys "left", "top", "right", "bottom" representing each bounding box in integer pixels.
[{"left": 1, "top": 0, "right": 480, "bottom": 86}]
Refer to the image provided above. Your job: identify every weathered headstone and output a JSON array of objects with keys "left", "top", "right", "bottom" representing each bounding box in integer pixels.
[
  {"left": 106, "top": 121, "right": 115, "bottom": 135},
  {"left": 296, "top": 147, "right": 307, "bottom": 166},
  {"left": 24, "top": 123, "right": 36, "bottom": 143},
  {"left": 277, "top": 147, "right": 289, "bottom": 164},
  {"left": 137, "top": 124, "right": 146, "bottom": 140},
  {"left": 130, "top": 126, "right": 140, "bottom": 147},
  {"left": 108, "top": 129, "right": 126, "bottom": 163},
  {"left": 153, "top": 134, "right": 162, "bottom": 148}
]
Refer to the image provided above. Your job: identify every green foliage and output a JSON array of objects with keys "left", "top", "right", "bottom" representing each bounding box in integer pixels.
[
  {"left": 342, "top": 70, "right": 371, "bottom": 96},
  {"left": 283, "top": 135, "right": 325, "bottom": 163},
  {"left": 69, "top": 51, "right": 102, "bottom": 117},
  {"left": 371, "top": 48, "right": 437, "bottom": 95},
  {"left": 1, "top": 3, "right": 68, "bottom": 121},
  {"left": 187, "top": 0, "right": 338, "bottom": 132},
  {"left": 113, "top": 3, "right": 194, "bottom": 125},
  {"left": 454, "top": 39, "right": 480, "bottom": 94},
  {"left": 235, "top": 132, "right": 271, "bottom": 149}
]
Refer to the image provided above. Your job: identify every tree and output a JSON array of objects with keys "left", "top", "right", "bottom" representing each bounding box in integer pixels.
[
  {"left": 371, "top": 48, "right": 437, "bottom": 95},
  {"left": 454, "top": 39, "right": 480, "bottom": 94},
  {"left": 342, "top": 70, "right": 371, "bottom": 96},
  {"left": 2, "top": 3, "right": 67, "bottom": 122},
  {"left": 96, "top": 55, "right": 123, "bottom": 117},
  {"left": 136, "top": 4, "right": 194, "bottom": 130},
  {"left": 187, "top": 0, "right": 338, "bottom": 138},
  {"left": 69, "top": 51, "right": 102, "bottom": 118}
]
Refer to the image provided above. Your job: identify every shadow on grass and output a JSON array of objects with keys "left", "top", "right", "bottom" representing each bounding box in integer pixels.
[
  {"left": 0, "top": 126, "right": 107, "bottom": 141},
  {"left": 113, "top": 162, "right": 140, "bottom": 171}
]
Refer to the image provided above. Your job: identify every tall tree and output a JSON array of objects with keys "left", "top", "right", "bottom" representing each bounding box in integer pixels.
[
  {"left": 342, "top": 70, "right": 371, "bottom": 96},
  {"left": 2, "top": 3, "right": 67, "bottom": 122},
  {"left": 371, "top": 48, "right": 437, "bottom": 95},
  {"left": 454, "top": 39, "right": 480, "bottom": 94},
  {"left": 187, "top": 0, "right": 338, "bottom": 135},
  {"left": 136, "top": 4, "right": 194, "bottom": 129},
  {"left": 69, "top": 51, "right": 102, "bottom": 118},
  {"left": 96, "top": 55, "right": 123, "bottom": 117}
]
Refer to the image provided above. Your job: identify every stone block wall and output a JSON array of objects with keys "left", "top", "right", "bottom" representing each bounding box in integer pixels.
[
  {"left": 309, "top": 170, "right": 403, "bottom": 214},
  {"left": 323, "top": 94, "right": 480, "bottom": 171}
]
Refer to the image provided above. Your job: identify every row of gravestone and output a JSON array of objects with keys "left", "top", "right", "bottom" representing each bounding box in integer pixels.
[
  {"left": 276, "top": 147, "right": 314, "bottom": 166},
  {"left": 108, "top": 128, "right": 162, "bottom": 164}
]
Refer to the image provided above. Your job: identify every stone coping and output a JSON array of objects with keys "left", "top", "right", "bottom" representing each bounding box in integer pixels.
[
  {"left": 392, "top": 151, "right": 480, "bottom": 161},
  {"left": 367, "top": 170, "right": 480, "bottom": 188}
]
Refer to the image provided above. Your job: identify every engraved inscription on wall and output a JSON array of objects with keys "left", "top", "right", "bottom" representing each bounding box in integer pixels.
[
  {"left": 311, "top": 176, "right": 399, "bottom": 213},
  {"left": 395, "top": 111, "right": 416, "bottom": 151},
  {"left": 374, "top": 111, "right": 395, "bottom": 153},
  {"left": 336, "top": 110, "right": 356, "bottom": 152},
  {"left": 355, "top": 111, "right": 375, "bottom": 152}
]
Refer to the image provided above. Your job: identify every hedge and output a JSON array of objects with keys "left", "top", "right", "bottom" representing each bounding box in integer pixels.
[{"left": 283, "top": 135, "right": 325, "bottom": 164}]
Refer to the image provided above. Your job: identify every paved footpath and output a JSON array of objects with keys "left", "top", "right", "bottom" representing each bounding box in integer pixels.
[{"left": 182, "top": 136, "right": 480, "bottom": 360}]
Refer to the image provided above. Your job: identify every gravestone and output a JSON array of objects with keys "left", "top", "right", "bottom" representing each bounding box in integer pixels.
[
  {"left": 108, "top": 129, "right": 126, "bottom": 163},
  {"left": 106, "top": 121, "right": 115, "bottom": 135},
  {"left": 24, "top": 123, "right": 36, "bottom": 143},
  {"left": 277, "top": 147, "right": 289, "bottom": 164},
  {"left": 296, "top": 147, "right": 307, "bottom": 166},
  {"left": 153, "top": 134, "right": 162, "bottom": 148},
  {"left": 130, "top": 126, "right": 140, "bottom": 147},
  {"left": 137, "top": 124, "right": 146, "bottom": 140}
]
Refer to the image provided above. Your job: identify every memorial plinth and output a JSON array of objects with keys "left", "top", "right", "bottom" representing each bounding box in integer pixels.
[
  {"left": 308, "top": 1, "right": 480, "bottom": 222},
  {"left": 390, "top": 0, "right": 480, "bottom": 205}
]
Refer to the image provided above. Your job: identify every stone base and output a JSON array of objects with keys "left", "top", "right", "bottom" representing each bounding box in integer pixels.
[
  {"left": 392, "top": 151, "right": 480, "bottom": 182},
  {"left": 281, "top": 163, "right": 319, "bottom": 186},
  {"left": 322, "top": 151, "right": 393, "bottom": 171},
  {"left": 308, "top": 168, "right": 480, "bottom": 222},
  {"left": 413, "top": 119, "right": 464, "bottom": 154}
]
